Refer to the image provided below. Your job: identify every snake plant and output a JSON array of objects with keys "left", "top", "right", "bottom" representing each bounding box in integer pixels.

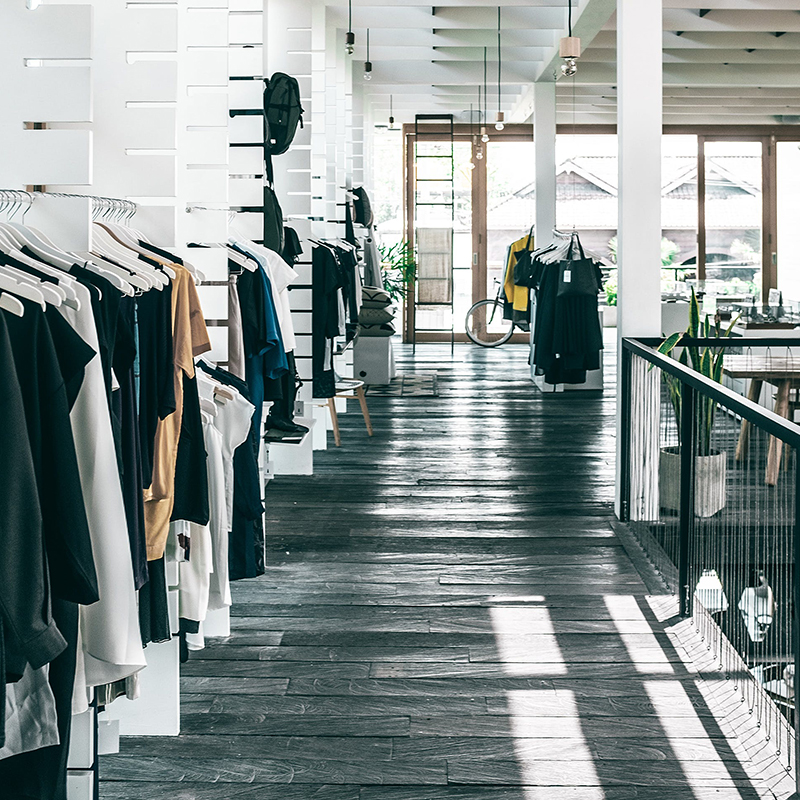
[{"left": 657, "top": 289, "right": 739, "bottom": 457}]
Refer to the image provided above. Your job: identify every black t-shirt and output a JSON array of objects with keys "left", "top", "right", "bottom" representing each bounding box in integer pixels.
[
  {"left": 136, "top": 282, "right": 175, "bottom": 489},
  {"left": 3, "top": 301, "right": 99, "bottom": 607},
  {"left": 70, "top": 263, "right": 122, "bottom": 401},
  {"left": 236, "top": 261, "right": 269, "bottom": 358},
  {"left": 170, "top": 373, "right": 210, "bottom": 526},
  {"left": 0, "top": 311, "right": 67, "bottom": 679}
]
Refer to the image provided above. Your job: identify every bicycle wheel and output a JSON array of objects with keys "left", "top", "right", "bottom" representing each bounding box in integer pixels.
[{"left": 465, "top": 299, "right": 515, "bottom": 347}]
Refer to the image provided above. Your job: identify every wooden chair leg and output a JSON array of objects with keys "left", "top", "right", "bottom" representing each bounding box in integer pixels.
[
  {"left": 736, "top": 378, "right": 762, "bottom": 463},
  {"left": 766, "top": 380, "right": 790, "bottom": 486},
  {"left": 327, "top": 397, "right": 341, "bottom": 447},
  {"left": 356, "top": 385, "right": 374, "bottom": 436}
]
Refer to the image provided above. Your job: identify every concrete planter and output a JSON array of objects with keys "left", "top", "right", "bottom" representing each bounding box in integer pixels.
[{"left": 659, "top": 446, "right": 726, "bottom": 518}]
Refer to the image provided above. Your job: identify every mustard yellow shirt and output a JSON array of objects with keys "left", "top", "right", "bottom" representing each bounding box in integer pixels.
[{"left": 504, "top": 234, "right": 534, "bottom": 312}]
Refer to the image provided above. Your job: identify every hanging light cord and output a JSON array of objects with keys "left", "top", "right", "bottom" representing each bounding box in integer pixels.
[
  {"left": 483, "top": 46, "right": 488, "bottom": 122},
  {"left": 568, "top": 0, "right": 573, "bottom": 37},
  {"left": 497, "top": 7, "right": 501, "bottom": 116},
  {"left": 348, "top": 0, "right": 352, "bottom": 32},
  {"left": 366, "top": 28, "right": 370, "bottom": 61}
]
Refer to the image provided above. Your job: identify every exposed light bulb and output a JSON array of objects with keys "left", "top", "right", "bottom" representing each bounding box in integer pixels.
[
  {"left": 364, "top": 73, "right": 372, "bottom": 81},
  {"left": 364, "top": 61, "right": 372, "bottom": 80},
  {"left": 494, "top": 121, "right": 505, "bottom": 131},
  {"left": 345, "top": 31, "right": 355, "bottom": 55},
  {"left": 467, "top": 161, "right": 476, "bottom": 171},
  {"left": 475, "top": 150, "right": 484, "bottom": 160},
  {"left": 480, "top": 127, "right": 489, "bottom": 143},
  {"left": 494, "top": 111, "right": 505, "bottom": 131},
  {"left": 561, "top": 58, "right": 578, "bottom": 77}
]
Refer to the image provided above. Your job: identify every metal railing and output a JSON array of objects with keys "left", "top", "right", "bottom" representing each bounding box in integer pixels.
[{"left": 620, "top": 335, "right": 800, "bottom": 788}]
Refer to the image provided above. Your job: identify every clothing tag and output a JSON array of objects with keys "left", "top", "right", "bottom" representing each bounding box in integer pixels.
[{"left": 563, "top": 270, "right": 572, "bottom": 283}]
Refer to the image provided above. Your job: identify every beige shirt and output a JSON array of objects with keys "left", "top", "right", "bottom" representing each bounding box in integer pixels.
[{"left": 144, "top": 264, "right": 211, "bottom": 560}]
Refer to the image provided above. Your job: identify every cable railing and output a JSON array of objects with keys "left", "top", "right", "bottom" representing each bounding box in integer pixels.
[{"left": 620, "top": 335, "right": 800, "bottom": 788}]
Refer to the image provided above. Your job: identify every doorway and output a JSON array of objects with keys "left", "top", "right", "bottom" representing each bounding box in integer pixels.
[{"left": 403, "top": 123, "right": 534, "bottom": 344}]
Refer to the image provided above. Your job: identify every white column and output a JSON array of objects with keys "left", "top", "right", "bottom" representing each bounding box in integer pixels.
[
  {"left": 533, "top": 82, "right": 557, "bottom": 244},
  {"left": 616, "top": 0, "right": 663, "bottom": 517},
  {"left": 617, "top": 0, "right": 662, "bottom": 339}
]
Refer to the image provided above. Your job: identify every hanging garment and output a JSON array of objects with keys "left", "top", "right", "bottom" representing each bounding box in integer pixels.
[
  {"left": 504, "top": 233, "right": 535, "bottom": 314},
  {"left": 59, "top": 281, "right": 146, "bottom": 701},
  {"left": 362, "top": 226, "right": 384, "bottom": 289},
  {"left": 170, "top": 373, "right": 210, "bottom": 526},
  {"left": 197, "top": 361, "right": 264, "bottom": 581},
  {"left": 312, "top": 244, "right": 346, "bottom": 398},
  {"left": 144, "top": 264, "right": 211, "bottom": 561},
  {"left": 531, "top": 246, "right": 603, "bottom": 386},
  {"left": 113, "top": 296, "right": 149, "bottom": 591},
  {"left": 0, "top": 313, "right": 61, "bottom": 678},
  {"left": 136, "top": 280, "right": 176, "bottom": 490},
  {"left": 227, "top": 273, "right": 245, "bottom": 380},
  {"left": 0, "top": 664, "right": 59, "bottom": 760},
  {"left": 2, "top": 301, "right": 99, "bottom": 609}
]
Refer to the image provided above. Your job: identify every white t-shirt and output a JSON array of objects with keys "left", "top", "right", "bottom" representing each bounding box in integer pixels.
[{"left": 60, "top": 284, "right": 146, "bottom": 713}]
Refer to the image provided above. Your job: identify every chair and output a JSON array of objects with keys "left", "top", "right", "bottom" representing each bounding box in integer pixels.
[{"left": 327, "top": 379, "right": 373, "bottom": 447}]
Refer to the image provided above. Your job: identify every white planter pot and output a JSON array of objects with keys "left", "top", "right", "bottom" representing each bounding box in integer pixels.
[
  {"left": 659, "top": 447, "right": 726, "bottom": 518},
  {"left": 602, "top": 305, "right": 617, "bottom": 327}
]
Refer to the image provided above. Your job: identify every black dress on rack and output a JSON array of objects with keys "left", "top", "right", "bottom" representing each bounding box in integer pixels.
[{"left": 531, "top": 255, "right": 604, "bottom": 386}]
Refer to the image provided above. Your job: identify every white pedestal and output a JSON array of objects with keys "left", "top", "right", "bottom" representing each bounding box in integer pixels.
[
  {"left": 104, "top": 638, "right": 181, "bottom": 736},
  {"left": 267, "top": 417, "right": 315, "bottom": 475},
  {"left": 204, "top": 606, "right": 231, "bottom": 638},
  {"left": 68, "top": 710, "right": 95, "bottom": 769},
  {"left": 310, "top": 403, "right": 329, "bottom": 450},
  {"left": 67, "top": 771, "right": 94, "bottom": 800},
  {"left": 354, "top": 336, "right": 396, "bottom": 385}
]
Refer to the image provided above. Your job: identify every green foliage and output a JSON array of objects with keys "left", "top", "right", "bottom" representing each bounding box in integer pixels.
[
  {"left": 379, "top": 240, "right": 417, "bottom": 303},
  {"left": 603, "top": 273, "right": 617, "bottom": 307},
  {"left": 656, "top": 288, "right": 739, "bottom": 456}
]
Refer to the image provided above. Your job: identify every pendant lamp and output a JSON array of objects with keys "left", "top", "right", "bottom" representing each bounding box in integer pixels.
[
  {"left": 364, "top": 28, "right": 372, "bottom": 80},
  {"left": 345, "top": 0, "right": 355, "bottom": 55},
  {"left": 388, "top": 94, "right": 395, "bottom": 129},
  {"left": 467, "top": 103, "right": 476, "bottom": 170},
  {"left": 560, "top": 0, "right": 581, "bottom": 77},
  {"left": 495, "top": 7, "right": 505, "bottom": 130}
]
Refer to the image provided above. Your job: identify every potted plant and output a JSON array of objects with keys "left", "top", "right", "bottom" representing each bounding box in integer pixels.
[
  {"left": 378, "top": 240, "right": 416, "bottom": 304},
  {"left": 657, "top": 288, "right": 738, "bottom": 518},
  {"left": 602, "top": 272, "right": 617, "bottom": 327}
]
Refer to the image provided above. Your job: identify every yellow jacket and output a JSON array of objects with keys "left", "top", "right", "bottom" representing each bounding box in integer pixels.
[{"left": 504, "top": 233, "right": 534, "bottom": 312}]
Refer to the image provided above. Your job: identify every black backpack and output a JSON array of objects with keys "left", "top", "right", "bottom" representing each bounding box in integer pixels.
[{"left": 263, "top": 73, "right": 304, "bottom": 156}]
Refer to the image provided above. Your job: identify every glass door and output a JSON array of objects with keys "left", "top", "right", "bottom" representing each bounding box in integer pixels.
[
  {"left": 404, "top": 125, "right": 533, "bottom": 343},
  {"left": 700, "top": 138, "right": 766, "bottom": 301}
]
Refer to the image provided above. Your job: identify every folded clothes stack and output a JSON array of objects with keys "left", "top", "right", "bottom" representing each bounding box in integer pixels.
[{"left": 358, "top": 287, "right": 396, "bottom": 337}]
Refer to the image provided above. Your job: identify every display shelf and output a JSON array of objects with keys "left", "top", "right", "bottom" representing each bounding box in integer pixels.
[{"left": 267, "top": 417, "right": 316, "bottom": 475}]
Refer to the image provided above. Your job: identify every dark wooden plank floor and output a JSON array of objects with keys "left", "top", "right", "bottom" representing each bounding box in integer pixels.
[{"left": 101, "top": 342, "right": 773, "bottom": 799}]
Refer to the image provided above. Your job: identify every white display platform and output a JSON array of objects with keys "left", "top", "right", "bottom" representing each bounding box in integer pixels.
[
  {"left": 310, "top": 402, "right": 330, "bottom": 450},
  {"left": 267, "top": 417, "right": 316, "bottom": 475},
  {"left": 103, "top": 638, "right": 181, "bottom": 736}
]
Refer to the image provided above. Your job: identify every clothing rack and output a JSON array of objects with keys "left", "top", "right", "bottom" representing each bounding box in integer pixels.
[{"left": 0, "top": 189, "right": 138, "bottom": 223}]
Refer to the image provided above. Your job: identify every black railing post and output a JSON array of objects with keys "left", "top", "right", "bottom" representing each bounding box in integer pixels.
[
  {"left": 678, "top": 381, "right": 696, "bottom": 617},
  {"left": 794, "top": 464, "right": 800, "bottom": 794},
  {"left": 619, "top": 343, "right": 633, "bottom": 522}
]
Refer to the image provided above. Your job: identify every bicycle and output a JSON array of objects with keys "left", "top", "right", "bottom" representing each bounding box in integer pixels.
[{"left": 465, "top": 279, "right": 520, "bottom": 347}]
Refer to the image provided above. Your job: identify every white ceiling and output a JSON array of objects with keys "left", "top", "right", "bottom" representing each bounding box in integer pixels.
[{"left": 328, "top": 0, "right": 800, "bottom": 127}]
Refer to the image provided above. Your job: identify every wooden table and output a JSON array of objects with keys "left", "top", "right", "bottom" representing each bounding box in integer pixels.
[{"left": 724, "top": 356, "right": 800, "bottom": 486}]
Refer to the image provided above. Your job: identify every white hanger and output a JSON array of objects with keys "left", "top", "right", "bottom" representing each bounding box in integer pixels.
[
  {"left": 91, "top": 224, "right": 165, "bottom": 290},
  {"left": 200, "top": 397, "right": 218, "bottom": 418},
  {"left": 0, "top": 228, "right": 78, "bottom": 308},
  {"left": 0, "top": 264, "right": 63, "bottom": 307},
  {"left": 0, "top": 269, "right": 46, "bottom": 310},
  {"left": 0, "top": 291, "right": 25, "bottom": 317},
  {"left": 75, "top": 253, "right": 140, "bottom": 296},
  {"left": 226, "top": 245, "right": 257, "bottom": 272},
  {"left": 103, "top": 223, "right": 177, "bottom": 280},
  {"left": 1, "top": 222, "right": 74, "bottom": 270}
]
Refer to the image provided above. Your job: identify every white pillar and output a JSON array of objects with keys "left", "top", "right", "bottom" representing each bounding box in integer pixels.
[
  {"left": 616, "top": 0, "right": 663, "bottom": 517},
  {"left": 617, "top": 0, "right": 662, "bottom": 339},
  {"left": 533, "top": 82, "right": 557, "bottom": 245}
]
